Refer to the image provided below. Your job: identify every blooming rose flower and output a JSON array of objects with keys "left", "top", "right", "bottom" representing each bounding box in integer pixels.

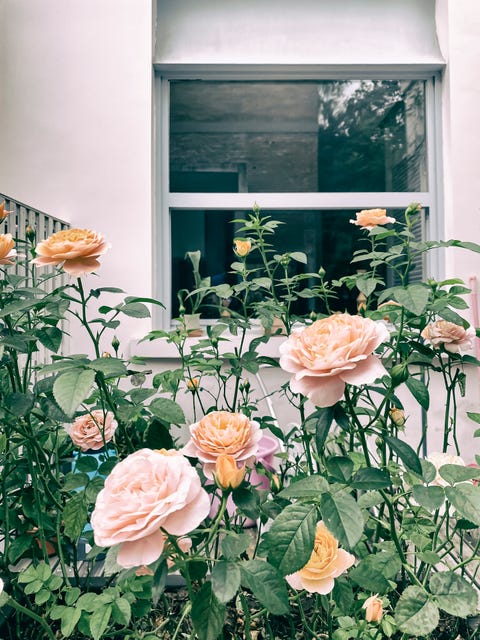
[
  {"left": 66, "top": 410, "right": 117, "bottom": 451},
  {"left": 421, "top": 320, "right": 474, "bottom": 354},
  {"left": 363, "top": 594, "right": 383, "bottom": 622},
  {"left": 233, "top": 239, "right": 252, "bottom": 257},
  {"left": 286, "top": 522, "right": 355, "bottom": 594},
  {"left": 214, "top": 454, "right": 246, "bottom": 490},
  {"left": 0, "top": 201, "right": 13, "bottom": 221},
  {"left": 426, "top": 451, "right": 466, "bottom": 487},
  {"left": 91, "top": 448, "right": 210, "bottom": 568},
  {"left": 183, "top": 411, "right": 262, "bottom": 478},
  {"left": 349, "top": 208, "right": 396, "bottom": 230},
  {"left": 279, "top": 314, "right": 389, "bottom": 407},
  {"left": 31, "top": 228, "right": 111, "bottom": 276},
  {"left": 0, "top": 234, "right": 17, "bottom": 265}
]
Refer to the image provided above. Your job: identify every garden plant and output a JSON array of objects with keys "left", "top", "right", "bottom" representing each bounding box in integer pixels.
[{"left": 0, "top": 202, "right": 480, "bottom": 639}]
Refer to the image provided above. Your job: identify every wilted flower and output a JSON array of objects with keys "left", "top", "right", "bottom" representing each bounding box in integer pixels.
[
  {"left": 279, "top": 314, "right": 389, "bottom": 407},
  {"left": 421, "top": 320, "right": 474, "bottom": 354},
  {"left": 91, "top": 449, "right": 210, "bottom": 568},
  {"left": 214, "top": 454, "right": 246, "bottom": 491},
  {"left": 363, "top": 594, "right": 383, "bottom": 622},
  {"left": 66, "top": 410, "right": 117, "bottom": 451},
  {"left": 233, "top": 239, "right": 252, "bottom": 257},
  {"left": 31, "top": 228, "right": 111, "bottom": 276},
  {"left": 350, "top": 209, "right": 396, "bottom": 230},
  {"left": 183, "top": 410, "right": 262, "bottom": 478},
  {"left": 286, "top": 522, "right": 355, "bottom": 594},
  {"left": 0, "top": 234, "right": 17, "bottom": 265}
]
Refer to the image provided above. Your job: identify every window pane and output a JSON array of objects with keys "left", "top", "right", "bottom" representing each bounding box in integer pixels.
[
  {"left": 170, "top": 81, "right": 427, "bottom": 193},
  {"left": 170, "top": 208, "right": 424, "bottom": 318}
]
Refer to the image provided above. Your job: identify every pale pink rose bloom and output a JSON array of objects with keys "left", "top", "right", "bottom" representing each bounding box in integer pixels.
[
  {"left": 349, "top": 208, "right": 396, "bottom": 230},
  {"left": 279, "top": 314, "right": 389, "bottom": 407},
  {"left": 421, "top": 320, "right": 475, "bottom": 354},
  {"left": 426, "top": 451, "right": 466, "bottom": 487},
  {"left": 286, "top": 522, "right": 355, "bottom": 594},
  {"left": 182, "top": 411, "right": 262, "bottom": 479},
  {"left": 66, "top": 410, "right": 117, "bottom": 451},
  {"left": 31, "top": 228, "right": 111, "bottom": 276},
  {"left": 0, "top": 234, "right": 17, "bottom": 265},
  {"left": 363, "top": 594, "right": 383, "bottom": 622},
  {"left": 91, "top": 449, "right": 210, "bottom": 568}
]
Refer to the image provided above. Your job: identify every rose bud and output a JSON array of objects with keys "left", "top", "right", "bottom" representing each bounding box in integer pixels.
[{"left": 214, "top": 454, "right": 246, "bottom": 491}]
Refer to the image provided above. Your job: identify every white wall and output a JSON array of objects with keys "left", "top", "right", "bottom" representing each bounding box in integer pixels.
[{"left": 0, "top": 0, "right": 153, "bottom": 353}]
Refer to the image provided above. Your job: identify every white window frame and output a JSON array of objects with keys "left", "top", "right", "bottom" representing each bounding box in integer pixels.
[{"left": 153, "top": 66, "right": 444, "bottom": 329}]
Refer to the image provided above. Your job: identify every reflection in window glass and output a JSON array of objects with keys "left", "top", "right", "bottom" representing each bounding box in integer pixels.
[
  {"left": 170, "top": 208, "right": 424, "bottom": 318},
  {"left": 170, "top": 81, "right": 427, "bottom": 193}
]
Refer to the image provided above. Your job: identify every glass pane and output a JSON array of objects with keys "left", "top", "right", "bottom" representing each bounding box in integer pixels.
[
  {"left": 170, "top": 208, "right": 424, "bottom": 318},
  {"left": 170, "top": 81, "right": 427, "bottom": 193}
]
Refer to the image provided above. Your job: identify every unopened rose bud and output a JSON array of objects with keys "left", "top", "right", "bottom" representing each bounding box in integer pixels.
[
  {"left": 25, "top": 225, "right": 36, "bottom": 242},
  {"left": 318, "top": 266, "right": 326, "bottom": 278},
  {"left": 233, "top": 239, "right": 252, "bottom": 257},
  {"left": 389, "top": 407, "right": 405, "bottom": 427},
  {"left": 405, "top": 202, "right": 422, "bottom": 216},
  {"left": 186, "top": 377, "right": 199, "bottom": 391},
  {"left": 111, "top": 335, "right": 120, "bottom": 352},
  {"left": 390, "top": 363, "right": 409, "bottom": 386},
  {"left": 271, "top": 473, "right": 281, "bottom": 492},
  {"left": 214, "top": 454, "right": 246, "bottom": 491},
  {"left": 363, "top": 594, "right": 383, "bottom": 623},
  {"left": 239, "top": 379, "right": 250, "bottom": 393}
]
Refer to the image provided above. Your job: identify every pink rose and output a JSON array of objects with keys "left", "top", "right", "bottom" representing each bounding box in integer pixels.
[
  {"left": 421, "top": 320, "right": 474, "bottom": 353},
  {"left": 0, "top": 234, "right": 17, "bottom": 265},
  {"left": 349, "top": 208, "right": 396, "bottom": 230},
  {"left": 363, "top": 594, "right": 384, "bottom": 622},
  {"left": 66, "top": 410, "right": 117, "bottom": 451},
  {"left": 91, "top": 449, "right": 210, "bottom": 568},
  {"left": 32, "top": 228, "right": 111, "bottom": 276},
  {"left": 286, "top": 522, "right": 355, "bottom": 594},
  {"left": 182, "top": 411, "right": 262, "bottom": 478},
  {"left": 279, "top": 314, "right": 389, "bottom": 407}
]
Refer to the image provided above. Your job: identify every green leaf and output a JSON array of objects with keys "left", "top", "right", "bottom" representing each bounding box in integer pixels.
[
  {"left": 221, "top": 532, "right": 252, "bottom": 560},
  {"left": 232, "top": 485, "right": 261, "bottom": 520},
  {"left": 145, "top": 418, "right": 174, "bottom": 450},
  {"left": 349, "top": 551, "right": 401, "bottom": 594},
  {"left": 430, "top": 572, "right": 478, "bottom": 617},
  {"left": 191, "top": 582, "right": 226, "bottom": 640},
  {"left": 65, "top": 587, "right": 81, "bottom": 606},
  {"left": 290, "top": 251, "right": 308, "bottom": 264},
  {"left": 405, "top": 377, "right": 430, "bottom": 410},
  {"left": 36, "top": 326, "right": 63, "bottom": 353},
  {"left": 356, "top": 276, "right": 379, "bottom": 297},
  {"left": 438, "top": 464, "right": 480, "bottom": 485},
  {"left": 120, "top": 302, "right": 150, "bottom": 318},
  {"left": 34, "top": 589, "right": 51, "bottom": 606},
  {"left": 332, "top": 578, "right": 354, "bottom": 615},
  {"left": 149, "top": 397, "right": 185, "bottom": 425},
  {"left": 74, "top": 454, "right": 99, "bottom": 473},
  {"left": 305, "top": 407, "right": 335, "bottom": 452},
  {"left": 8, "top": 535, "right": 35, "bottom": 563},
  {"left": 278, "top": 475, "right": 328, "bottom": 499},
  {"left": 89, "top": 604, "right": 112, "bottom": 640},
  {"left": 384, "top": 435, "right": 422, "bottom": 475},
  {"left": 61, "top": 607, "right": 81, "bottom": 637},
  {"left": 350, "top": 467, "right": 392, "bottom": 490},
  {"left": 112, "top": 597, "right": 132, "bottom": 626},
  {"left": 53, "top": 369, "right": 95, "bottom": 416},
  {"left": 5, "top": 392, "right": 35, "bottom": 417},
  {"left": 326, "top": 456, "right": 354, "bottom": 483},
  {"left": 467, "top": 411, "right": 480, "bottom": 424},
  {"left": 412, "top": 485, "right": 445, "bottom": 511},
  {"left": 264, "top": 503, "right": 317, "bottom": 575},
  {"left": 87, "top": 357, "right": 127, "bottom": 377},
  {"left": 445, "top": 484, "right": 480, "bottom": 525},
  {"left": 394, "top": 586, "right": 439, "bottom": 636},
  {"left": 240, "top": 559, "right": 290, "bottom": 615},
  {"left": 319, "top": 492, "right": 363, "bottom": 549},
  {"left": 211, "top": 561, "right": 241, "bottom": 603},
  {"left": 395, "top": 285, "right": 430, "bottom": 315},
  {"left": 63, "top": 492, "right": 88, "bottom": 541},
  {"left": 152, "top": 560, "right": 167, "bottom": 606}
]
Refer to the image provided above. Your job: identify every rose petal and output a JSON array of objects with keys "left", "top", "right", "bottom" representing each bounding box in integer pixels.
[
  {"left": 117, "top": 530, "right": 166, "bottom": 568},
  {"left": 290, "top": 374, "right": 345, "bottom": 408},
  {"left": 339, "top": 355, "right": 387, "bottom": 386}
]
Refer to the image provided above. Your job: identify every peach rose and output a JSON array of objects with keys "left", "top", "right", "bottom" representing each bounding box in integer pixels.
[
  {"left": 426, "top": 451, "right": 466, "bottom": 487},
  {"left": 66, "top": 410, "right": 117, "bottom": 452},
  {"left": 214, "top": 454, "right": 246, "bottom": 490},
  {"left": 182, "top": 410, "right": 262, "bottom": 478},
  {"left": 279, "top": 314, "right": 389, "bottom": 407},
  {"left": 0, "top": 201, "right": 13, "bottom": 221},
  {"left": 363, "top": 594, "right": 383, "bottom": 622},
  {"left": 91, "top": 448, "right": 210, "bottom": 568},
  {"left": 421, "top": 320, "right": 474, "bottom": 354},
  {"left": 350, "top": 208, "right": 396, "bottom": 230},
  {"left": 0, "top": 234, "right": 17, "bottom": 265},
  {"left": 31, "top": 228, "right": 111, "bottom": 276},
  {"left": 286, "top": 521, "right": 355, "bottom": 594},
  {"left": 233, "top": 239, "right": 252, "bottom": 257}
]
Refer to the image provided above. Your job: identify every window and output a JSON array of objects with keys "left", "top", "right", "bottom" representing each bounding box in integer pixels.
[{"left": 156, "top": 75, "right": 439, "bottom": 325}]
